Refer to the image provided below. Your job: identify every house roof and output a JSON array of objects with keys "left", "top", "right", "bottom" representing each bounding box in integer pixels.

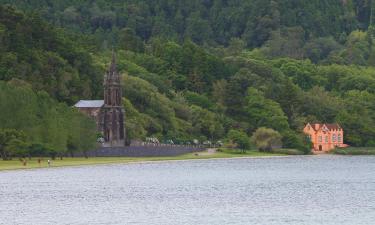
[
  {"left": 325, "top": 123, "right": 341, "bottom": 130},
  {"left": 74, "top": 100, "right": 104, "bottom": 108},
  {"left": 308, "top": 123, "right": 341, "bottom": 131}
]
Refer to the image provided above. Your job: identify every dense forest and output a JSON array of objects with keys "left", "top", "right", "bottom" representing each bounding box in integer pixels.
[{"left": 1, "top": 1, "right": 375, "bottom": 158}]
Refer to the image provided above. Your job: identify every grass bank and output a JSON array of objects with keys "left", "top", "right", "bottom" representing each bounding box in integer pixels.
[
  {"left": 332, "top": 147, "right": 375, "bottom": 155},
  {"left": 0, "top": 149, "right": 287, "bottom": 171}
]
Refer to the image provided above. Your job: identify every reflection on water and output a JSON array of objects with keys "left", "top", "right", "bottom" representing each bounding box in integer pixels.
[{"left": 1, "top": 155, "right": 375, "bottom": 225}]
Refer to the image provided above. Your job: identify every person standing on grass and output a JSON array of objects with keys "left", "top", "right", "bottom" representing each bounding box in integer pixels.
[{"left": 47, "top": 159, "right": 51, "bottom": 167}]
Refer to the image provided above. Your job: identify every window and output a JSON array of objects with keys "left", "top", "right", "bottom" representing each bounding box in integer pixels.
[
  {"left": 332, "top": 134, "right": 336, "bottom": 142},
  {"left": 338, "top": 134, "right": 341, "bottom": 142},
  {"left": 319, "top": 136, "right": 322, "bottom": 143},
  {"left": 325, "top": 136, "right": 328, "bottom": 143}
]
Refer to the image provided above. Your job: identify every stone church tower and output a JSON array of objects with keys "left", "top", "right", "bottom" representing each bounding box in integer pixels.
[{"left": 101, "top": 51, "right": 126, "bottom": 146}]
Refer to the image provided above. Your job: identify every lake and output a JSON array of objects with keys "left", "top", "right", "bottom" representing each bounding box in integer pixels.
[{"left": 0, "top": 155, "right": 375, "bottom": 225}]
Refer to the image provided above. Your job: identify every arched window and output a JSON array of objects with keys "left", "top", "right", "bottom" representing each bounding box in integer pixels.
[{"left": 332, "top": 134, "right": 336, "bottom": 142}]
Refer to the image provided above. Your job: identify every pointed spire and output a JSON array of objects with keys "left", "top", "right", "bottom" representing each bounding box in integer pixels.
[
  {"left": 109, "top": 48, "right": 117, "bottom": 74},
  {"left": 111, "top": 48, "right": 116, "bottom": 65}
]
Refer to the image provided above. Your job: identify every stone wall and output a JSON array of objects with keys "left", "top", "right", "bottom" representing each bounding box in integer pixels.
[{"left": 73, "top": 145, "right": 205, "bottom": 157}]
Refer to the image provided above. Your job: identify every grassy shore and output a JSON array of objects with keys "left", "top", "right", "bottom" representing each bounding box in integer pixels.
[
  {"left": 332, "top": 147, "right": 375, "bottom": 155},
  {"left": 0, "top": 149, "right": 286, "bottom": 171}
]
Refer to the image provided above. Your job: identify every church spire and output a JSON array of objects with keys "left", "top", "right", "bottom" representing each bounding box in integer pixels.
[
  {"left": 104, "top": 49, "right": 122, "bottom": 106},
  {"left": 101, "top": 49, "right": 126, "bottom": 146},
  {"left": 107, "top": 49, "right": 118, "bottom": 79}
]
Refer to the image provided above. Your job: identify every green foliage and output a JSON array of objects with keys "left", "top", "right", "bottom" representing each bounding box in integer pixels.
[
  {"left": 227, "top": 130, "right": 251, "bottom": 152},
  {"left": 184, "top": 91, "right": 214, "bottom": 110},
  {"left": 0, "top": 129, "right": 26, "bottom": 160},
  {"left": 1, "top": 0, "right": 363, "bottom": 47},
  {"left": 0, "top": 5, "right": 102, "bottom": 104},
  {"left": 190, "top": 105, "right": 224, "bottom": 141},
  {"left": 119, "top": 28, "right": 145, "bottom": 53},
  {"left": 1, "top": 3, "right": 375, "bottom": 149},
  {"left": 245, "top": 88, "right": 289, "bottom": 132},
  {"left": 251, "top": 127, "right": 282, "bottom": 152},
  {"left": 6, "top": 138, "right": 29, "bottom": 158},
  {"left": 281, "top": 131, "right": 312, "bottom": 155},
  {"left": 0, "top": 81, "right": 96, "bottom": 159}
]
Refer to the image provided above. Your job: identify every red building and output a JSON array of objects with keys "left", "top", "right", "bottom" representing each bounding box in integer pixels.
[{"left": 303, "top": 123, "right": 347, "bottom": 152}]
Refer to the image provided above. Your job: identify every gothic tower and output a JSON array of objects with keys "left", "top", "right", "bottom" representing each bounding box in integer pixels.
[{"left": 102, "top": 51, "right": 125, "bottom": 146}]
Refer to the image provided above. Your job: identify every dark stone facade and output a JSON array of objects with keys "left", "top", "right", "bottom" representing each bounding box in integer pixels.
[
  {"left": 74, "top": 52, "right": 126, "bottom": 147},
  {"left": 101, "top": 52, "right": 125, "bottom": 146}
]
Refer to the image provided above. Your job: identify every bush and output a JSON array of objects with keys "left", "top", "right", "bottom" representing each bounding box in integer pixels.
[{"left": 251, "top": 127, "right": 282, "bottom": 152}]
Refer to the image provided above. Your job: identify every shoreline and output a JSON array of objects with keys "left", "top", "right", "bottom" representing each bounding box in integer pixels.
[
  {"left": 1, "top": 153, "right": 373, "bottom": 171},
  {"left": 0, "top": 151, "right": 291, "bottom": 171}
]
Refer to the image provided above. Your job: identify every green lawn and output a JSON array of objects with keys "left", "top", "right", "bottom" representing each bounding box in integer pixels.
[
  {"left": 332, "top": 147, "right": 375, "bottom": 155},
  {"left": 0, "top": 149, "right": 285, "bottom": 171}
]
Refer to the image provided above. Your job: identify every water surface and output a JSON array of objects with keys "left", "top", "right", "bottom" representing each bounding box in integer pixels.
[{"left": 1, "top": 155, "right": 375, "bottom": 225}]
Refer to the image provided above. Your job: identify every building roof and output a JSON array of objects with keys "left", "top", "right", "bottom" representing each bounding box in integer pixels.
[
  {"left": 308, "top": 123, "right": 341, "bottom": 131},
  {"left": 74, "top": 100, "right": 104, "bottom": 108},
  {"left": 325, "top": 123, "right": 341, "bottom": 130}
]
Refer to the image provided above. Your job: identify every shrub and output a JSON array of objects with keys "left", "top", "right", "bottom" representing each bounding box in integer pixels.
[
  {"left": 282, "top": 131, "right": 312, "bottom": 154},
  {"left": 251, "top": 127, "right": 282, "bottom": 152}
]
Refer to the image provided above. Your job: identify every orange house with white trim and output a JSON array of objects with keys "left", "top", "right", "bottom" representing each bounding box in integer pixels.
[{"left": 303, "top": 123, "right": 347, "bottom": 152}]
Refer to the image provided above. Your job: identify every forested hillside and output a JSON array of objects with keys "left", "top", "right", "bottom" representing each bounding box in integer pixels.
[
  {"left": 1, "top": 1, "right": 375, "bottom": 158},
  {"left": 0, "top": 0, "right": 371, "bottom": 46}
]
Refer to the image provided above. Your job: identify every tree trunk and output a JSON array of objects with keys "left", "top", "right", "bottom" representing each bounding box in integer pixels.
[{"left": 83, "top": 150, "right": 88, "bottom": 159}]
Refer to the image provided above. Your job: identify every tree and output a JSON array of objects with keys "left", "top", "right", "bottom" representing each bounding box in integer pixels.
[
  {"left": 0, "top": 81, "right": 97, "bottom": 159},
  {"left": 251, "top": 127, "right": 282, "bottom": 152},
  {"left": 6, "top": 138, "right": 29, "bottom": 159},
  {"left": 226, "top": 38, "right": 246, "bottom": 56},
  {"left": 281, "top": 130, "right": 312, "bottom": 154},
  {"left": 0, "top": 129, "right": 27, "bottom": 160},
  {"left": 245, "top": 88, "right": 289, "bottom": 132},
  {"left": 119, "top": 28, "right": 145, "bottom": 53},
  {"left": 190, "top": 105, "right": 224, "bottom": 141},
  {"left": 212, "top": 79, "right": 228, "bottom": 108},
  {"left": 303, "top": 37, "right": 342, "bottom": 63},
  {"left": 260, "top": 26, "right": 305, "bottom": 59},
  {"left": 227, "top": 129, "right": 250, "bottom": 153}
]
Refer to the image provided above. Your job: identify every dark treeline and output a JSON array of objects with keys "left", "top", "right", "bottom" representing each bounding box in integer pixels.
[
  {"left": 1, "top": 1, "right": 375, "bottom": 157},
  {"left": 0, "top": 6, "right": 102, "bottom": 104},
  {"left": 0, "top": 0, "right": 371, "bottom": 47}
]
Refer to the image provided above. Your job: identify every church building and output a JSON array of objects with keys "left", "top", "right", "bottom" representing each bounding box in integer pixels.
[{"left": 74, "top": 52, "right": 126, "bottom": 147}]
